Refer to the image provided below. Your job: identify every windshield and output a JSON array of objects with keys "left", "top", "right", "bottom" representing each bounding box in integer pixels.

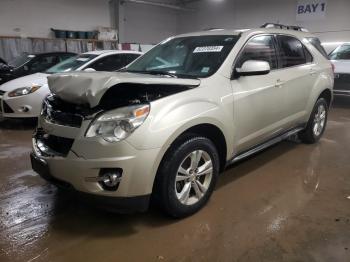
[
  {"left": 126, "top": 35, "right": 239, "bottom": 78},
  {"left": 8, "top": 53, "right": 35, "bottom": 68},
  {"left": 329, "top": 44, "right": 350, "bottom": 60},
  {"left": 46, "top": 54, "right": 98, "bottom": 74}
]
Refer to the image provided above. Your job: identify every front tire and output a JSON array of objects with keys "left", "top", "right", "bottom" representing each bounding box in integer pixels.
[
  {"left": 154, "top": 135, "right": 220, "bottom": 218},
  {"left": 299, "top": 98, "right": 328, "bottom": 144}
]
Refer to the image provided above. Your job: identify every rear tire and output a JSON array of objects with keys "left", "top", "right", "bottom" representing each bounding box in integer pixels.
[
  {"left": 154, "top": 135, "right": 220, "bottom": 218},
  {"left": 299, "top": 98, "right": 328, "bottom": 144}
]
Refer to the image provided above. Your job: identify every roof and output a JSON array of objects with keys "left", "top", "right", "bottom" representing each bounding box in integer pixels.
[
  {"left": 30, "top": 51, "right": 76, "bottom": 55},
  {"left": 83, "top": 50, "right": 143, "bottom": 55},
  {"left": 174, "top": 28, "right": 315, "bottom": 39}
]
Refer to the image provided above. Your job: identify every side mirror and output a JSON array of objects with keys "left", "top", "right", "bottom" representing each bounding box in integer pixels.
[
  {"left": 84, "top": 68, "right": 96, "bottom": 72},
  {"left": 235, "top": 60, "right": 270, "bottom": 77},
  {"left": 0, "top": 64, "right": 11, "bottom": 72}
]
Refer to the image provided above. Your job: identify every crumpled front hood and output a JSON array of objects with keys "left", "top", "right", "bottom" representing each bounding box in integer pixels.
[{"left": 48, "top": 71, "right": 201, "bottom": 108}]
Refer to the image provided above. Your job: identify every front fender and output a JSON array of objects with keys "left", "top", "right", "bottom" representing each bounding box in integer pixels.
[{"left": 127, "top": 89, "right": 233, "bottom": 161}]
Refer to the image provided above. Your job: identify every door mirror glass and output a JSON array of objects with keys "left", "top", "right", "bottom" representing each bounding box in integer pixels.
[
  {"left": 84, "top": 68, "right": 96, "bottom": 72},
  {"left": 236, "top": 60, "right": 270, "bottom": 77}
]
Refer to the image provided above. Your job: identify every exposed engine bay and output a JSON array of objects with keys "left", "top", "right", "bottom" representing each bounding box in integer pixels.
[
  {"left": 47, "top": 71, "right": 201, "bottom": 108},
  {"left": 43, "top": 82, "right": 196, "bottom": 128},
  {"left": 98, "top": 83, "right": 193, "bottom": 110}
]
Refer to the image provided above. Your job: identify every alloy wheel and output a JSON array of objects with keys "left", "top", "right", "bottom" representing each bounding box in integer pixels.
[
  {"left": 313, "top": 104, "right": 326, "bottom": 137},
  {"left": 175, "top": 150, "right": 213, "bottom": 205}
]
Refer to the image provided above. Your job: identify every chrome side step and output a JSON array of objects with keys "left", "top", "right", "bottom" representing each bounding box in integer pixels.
[{"left": 227, "top": 127, "right": 304, "bottom": 166}]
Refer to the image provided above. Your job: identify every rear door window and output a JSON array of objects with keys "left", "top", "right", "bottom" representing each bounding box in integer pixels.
[
  {"left": 236, "top": 35, "right": 278, "bottom": 69},
  {"left": 304, "top": 46, "right": 313, "bottom": 63},
  {"left": 276, "top": 35, "right": 307, "bottom": 68}
]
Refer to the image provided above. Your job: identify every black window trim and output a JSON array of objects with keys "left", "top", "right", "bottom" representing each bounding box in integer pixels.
[{"left": 306, "top": 37, "right": 328, "bottom": 59}]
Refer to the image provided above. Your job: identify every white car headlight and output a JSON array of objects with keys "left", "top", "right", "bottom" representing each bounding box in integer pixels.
[
  {"left": 8, "top": 84, "right": 42, "bottom": 97},
  {"left": 86, "top": 104, "right": 150, "bottom": 142}
]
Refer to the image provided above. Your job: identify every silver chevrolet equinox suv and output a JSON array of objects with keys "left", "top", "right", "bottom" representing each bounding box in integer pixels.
[{"left": 31, "top": 24, "right": 333, "bottom": 217}]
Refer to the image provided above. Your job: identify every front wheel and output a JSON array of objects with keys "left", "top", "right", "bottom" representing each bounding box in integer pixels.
[
  {"left": 154, "top": 135, "right": 220, "bottom": 218},
  {"left": 299, "top": 98, "right": 328, "bottom": 144}
]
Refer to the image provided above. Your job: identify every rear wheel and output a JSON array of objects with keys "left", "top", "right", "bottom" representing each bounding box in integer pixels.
[
  {"left": 154, "top": 135, "right": 219, "bottom": 218},
  {"left": 299, "top": 98, "right": 328, "bottom": 144}
]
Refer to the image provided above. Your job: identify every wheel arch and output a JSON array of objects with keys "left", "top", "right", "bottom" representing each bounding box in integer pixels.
[
  {"left": 318, "top": 88, "right": 332, "bottom": 108},
  {"left": 176, "top": 123, "right": 228, "bottom": 173},
  {"left": 152, "top": 122, "right": 228, "bottom": 195}
]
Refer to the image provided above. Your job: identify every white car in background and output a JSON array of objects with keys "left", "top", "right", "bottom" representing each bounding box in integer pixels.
[
  {"left": 0, "top": 50, "right": 142, "bottom": 118},
  {"left": 329, "top": 43, "right": 350, "bottom": 97}
]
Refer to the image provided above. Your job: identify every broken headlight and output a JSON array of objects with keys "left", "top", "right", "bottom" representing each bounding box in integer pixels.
[{"left": 85, "top": 104, "right": 150, "bottom": 142}]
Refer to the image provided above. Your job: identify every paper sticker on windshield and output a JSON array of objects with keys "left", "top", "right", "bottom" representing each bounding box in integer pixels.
[
  {"left": 193, "top": 46, "right": 224, "bottom": 53},
  {"left": 76, "top": 58, "right": 90, "bottom": 62},
  {"left": 201, "top": 67, "right": 210, "bottom": 73}
]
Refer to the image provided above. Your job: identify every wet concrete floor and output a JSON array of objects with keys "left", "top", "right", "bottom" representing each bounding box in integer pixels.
[{"left": 0, "top": 97, "right": 350, "bottom": 262}]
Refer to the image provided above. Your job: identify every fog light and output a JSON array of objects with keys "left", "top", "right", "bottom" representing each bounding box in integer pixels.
[
  {"left": 99, "top": 169, "right": 123, "bottom": 191},
  {"left": 19, "top": 106, "right": 30, "bottom": 112}
]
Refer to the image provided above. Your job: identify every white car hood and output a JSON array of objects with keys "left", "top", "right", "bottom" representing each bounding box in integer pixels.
[
  {"left": 0, "top": 73, "right": 49, "bottom": 92},
  {"left": 331, "top": 60, "right": 350, "bottom": 74},
  {"left": 48, "top": 71, "right": 201, "bottom": 108}
]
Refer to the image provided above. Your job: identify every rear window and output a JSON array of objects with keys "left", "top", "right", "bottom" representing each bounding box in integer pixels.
[{"left": 306, "top": 37, "right": 328, "bottom": 59}]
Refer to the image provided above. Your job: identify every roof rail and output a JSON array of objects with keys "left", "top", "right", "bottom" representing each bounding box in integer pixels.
[
  {"left": 260, "top": 23, "right": 309, "bottom": 32},
  {"left": 203, "top": 28, "right": 225, "bottom": 31}
]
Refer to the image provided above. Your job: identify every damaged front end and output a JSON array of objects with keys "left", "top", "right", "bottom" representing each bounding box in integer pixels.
[
  {"left": 47, "top": 71, "right": 200, "bottom": 108},
  {"left": 40, "top": 72, "right": 200, "bottom": 142}
]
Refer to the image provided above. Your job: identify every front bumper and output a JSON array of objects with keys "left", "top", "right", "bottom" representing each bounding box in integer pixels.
[
  {"left": 31, "top": 151, "right": 150, "bottom": 212},
  {"left": 0, "top": 92, "right": 44, "bottom": 118},
  {"left": 31, "top": 115, "right": 162, "bottom": 212}
]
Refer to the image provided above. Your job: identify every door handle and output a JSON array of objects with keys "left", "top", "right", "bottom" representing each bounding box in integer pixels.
[{"left": 275, "top": 79, "right": 284, "bottom": 88}]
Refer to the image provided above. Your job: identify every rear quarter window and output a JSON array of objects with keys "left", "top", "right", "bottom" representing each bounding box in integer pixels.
[{"left": 306, "top": 37, "right": 328, "bottom": 59}]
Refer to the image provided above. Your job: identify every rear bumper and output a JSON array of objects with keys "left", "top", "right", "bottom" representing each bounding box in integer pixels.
[
  {"left": 333, "top": 90, "right": 350, "bottom": 97},
  {"left": 30, "top": 152, "right": 151, "bottom": 213},
  {"left": 334, "top": 73, "right": 350, "bottom": 96}
]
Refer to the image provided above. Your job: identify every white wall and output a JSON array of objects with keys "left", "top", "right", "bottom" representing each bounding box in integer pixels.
[
  {"left": 178, "top": 0, "right": 350, "bottom": 47},
  {"left": 1, "top": 0, "right": 349, "bottom": 49},
  {"left": 118, "top": 1, "right": 178, "bottom": 44},
  {"left": 0, "top": 0, "right": 111, "bottom": 38}
]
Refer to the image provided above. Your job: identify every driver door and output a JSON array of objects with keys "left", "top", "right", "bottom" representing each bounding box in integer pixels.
[{"left": 231, "top": 35, "right": 288, "bottom": 153}]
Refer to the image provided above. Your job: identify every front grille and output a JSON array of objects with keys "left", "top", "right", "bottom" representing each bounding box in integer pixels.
[
  {"left": 0, "top": 90, "right": 5, "bottom": 96},
  {"left": 34, "top": 129, "right": 74, "bottom": 157},
  {"left": 0, "top": 99, "right": 2, "bottom": 112},
  {"left": 42, "top": 96, "right": 87, "bottom": 128},
  {"left": 334, "top": 73, "right": 350, "bottom": 91}
]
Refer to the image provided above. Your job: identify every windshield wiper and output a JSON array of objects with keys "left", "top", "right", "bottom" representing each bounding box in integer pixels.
[
  {"left": 122, "top": 69, "right": 200, "bottom": 80},
  {"left": 125, "top": 70, "right": 178, "bottom": 78}
]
